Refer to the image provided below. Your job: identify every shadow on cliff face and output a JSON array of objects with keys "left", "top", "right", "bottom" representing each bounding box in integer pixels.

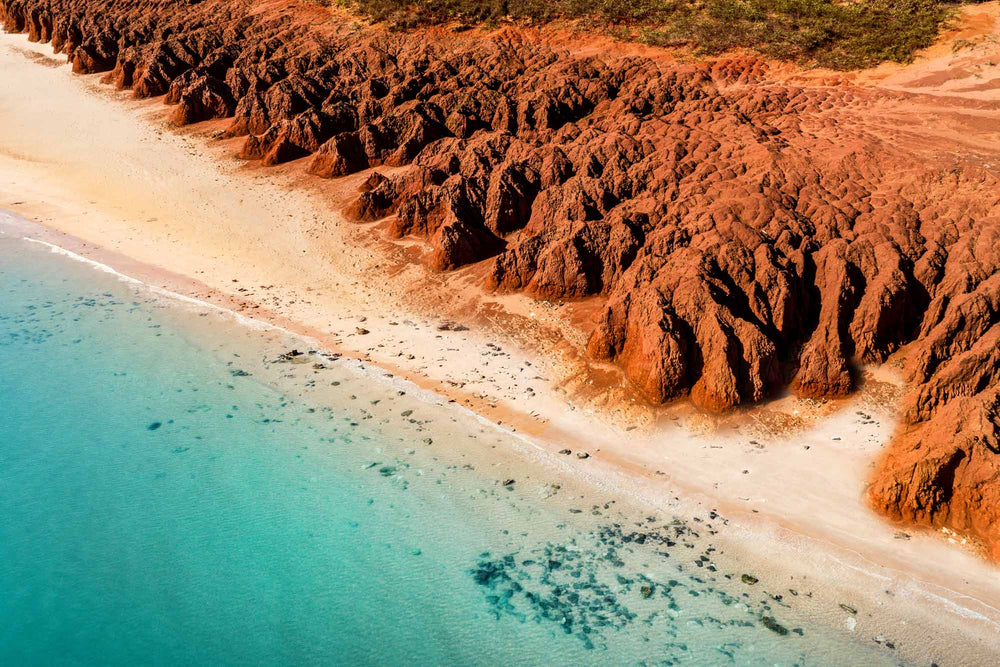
[{"left": 2, "top": 0, "right": 999, "bottom": 556}]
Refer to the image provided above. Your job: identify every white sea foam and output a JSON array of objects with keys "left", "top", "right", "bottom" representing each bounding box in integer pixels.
[{"left": 21, "top": 236, "right": 282, "bottom": 333}]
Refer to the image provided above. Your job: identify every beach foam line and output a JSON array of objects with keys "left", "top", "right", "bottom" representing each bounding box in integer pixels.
[
  {"left": 21, "top": 236, "right": 280, "bottom": 332},
  {"left": 915, "top": 588, "right": 1000, "bottom": 625},
  {"left": 824, "top": 549, "right": 1000, "bottom": 628}
]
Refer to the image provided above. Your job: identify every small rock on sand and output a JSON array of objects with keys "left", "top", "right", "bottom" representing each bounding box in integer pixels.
[{"left": 761, "top": 616, "right": 789, "bottom": 636}]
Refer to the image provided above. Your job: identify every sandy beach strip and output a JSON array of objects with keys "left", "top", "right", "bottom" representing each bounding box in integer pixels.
[{"left": 2, "top": 29, "right": 1000, "bottom": 658}]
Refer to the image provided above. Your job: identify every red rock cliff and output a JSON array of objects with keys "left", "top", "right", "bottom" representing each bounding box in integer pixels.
[{"left": 3, "top": 0, "right": 1000, "bottom": 556}]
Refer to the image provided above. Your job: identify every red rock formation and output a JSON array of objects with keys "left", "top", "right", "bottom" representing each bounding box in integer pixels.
[
  {"left": 4, "top": 0, "right": 1000, "bottom": 556},
  {"left": 165, "top": 70, "right": 235, "bottom": 125}
]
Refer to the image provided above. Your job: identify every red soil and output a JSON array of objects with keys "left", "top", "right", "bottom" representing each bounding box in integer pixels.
[{"left": 4, "top": 0, "right": 1000, "bottom": 556}]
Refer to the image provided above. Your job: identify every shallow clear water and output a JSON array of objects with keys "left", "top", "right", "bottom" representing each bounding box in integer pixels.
[{"left": 0, "top": 219, "right": 900, "bottom": 665}]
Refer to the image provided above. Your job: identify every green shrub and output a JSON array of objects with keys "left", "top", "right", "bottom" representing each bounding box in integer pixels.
[{"left": 307, "top": 0, "right": 980, "bottom": 70}]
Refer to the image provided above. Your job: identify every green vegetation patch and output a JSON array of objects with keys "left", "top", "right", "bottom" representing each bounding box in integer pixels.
[{"left": 310, "top": 0, "right": 987, "bottom": 70}]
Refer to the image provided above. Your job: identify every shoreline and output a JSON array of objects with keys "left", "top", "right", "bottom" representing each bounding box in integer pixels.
[{"left": 3, "top": 27, "right": 1000, "bottom": 660}]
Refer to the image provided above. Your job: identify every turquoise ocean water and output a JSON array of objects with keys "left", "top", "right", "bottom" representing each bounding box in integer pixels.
[{"left": 0, "top": 216, "right": 906, "bottom": 665}]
